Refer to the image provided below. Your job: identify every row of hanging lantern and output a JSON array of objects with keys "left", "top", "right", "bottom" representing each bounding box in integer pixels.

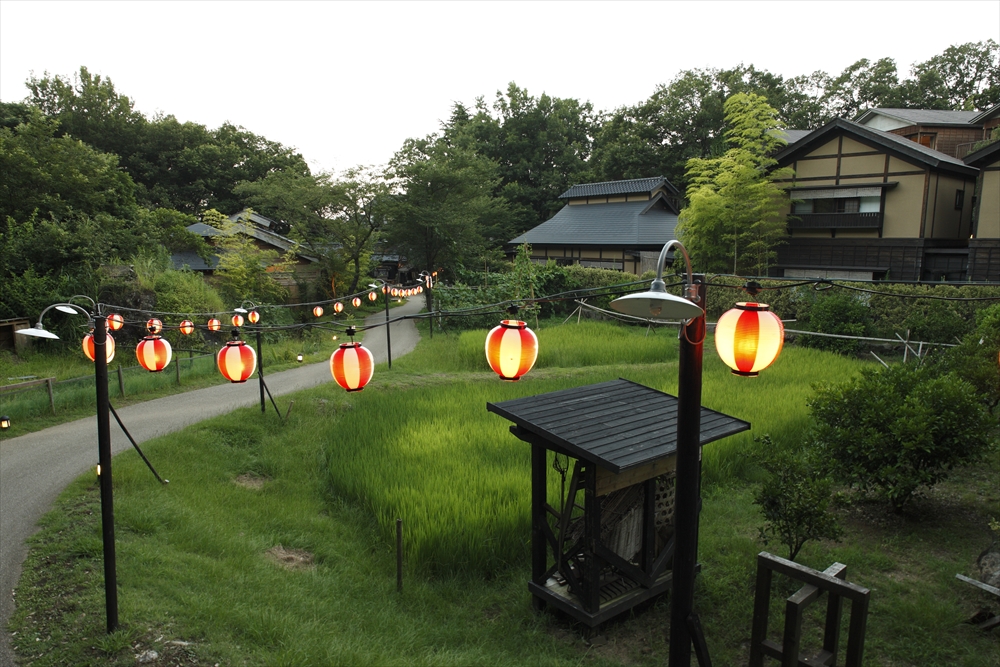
[
  {"left": 479, "top": 300, "right": 784, "bottom": 383},
  {"left": 311, "top": 285, "right": 424, "bottom": 319}
]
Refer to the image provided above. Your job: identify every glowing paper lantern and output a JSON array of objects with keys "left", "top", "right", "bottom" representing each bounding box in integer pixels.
[
  {"left": 330, "top": 342, "right": 374, "bottom": 392},
  {"left": 82, "top": 332, "right": 116, "bottom": 363},
  {"left": 417, "top": 286, "right": 423, "bottom": 294},
  {"left": 107, "top": 313, "right": 124, "bottom": 331},
  {"left": 368, "top": 291, "right": 378, "bottom": 302},
  {"left": 391, "top": 288, "right": 400, "bottom": 297},
  {"left": 136, "top": 336, "right": 172, "bottom": 372},
  {"left": 485, "top": 320, "right": 538, "bottom": 381},
  {"left": 313, "top": 306, "right": 324, "bottom": 318},
  {"left": 232, "top": 313, "right": 245, "bottom": 327},
  {"left": 217, "top": 340, "right": 257, "bottom": 383},
  {"left": 714, "top": 302, "right": 784, "bottom": 377},
  {"left": 352, "top": 297, "right": 362, "bottom": 308},
  {"left": 146, "top": 318, "right": 163, "bottom": 334},
  {"left": 179, "top": 320, "right": 195, "bottom": 335},
  {"left": 333, "top": 302, "right": 344, "bottom": 314},
  {"left": 381, "top": 285, "right": 388, "bottom": 294},
  {"left": 248, "top": 310, "right": 260, "bottom": 324},
  {"left": 207, "top": 318, "right": 222, "bottom": 332}
]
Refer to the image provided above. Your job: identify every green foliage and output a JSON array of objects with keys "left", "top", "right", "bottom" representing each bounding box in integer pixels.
[
  {"left": 753, "top": 436, "right": 842, "bottom": 561},
  {"left": 928, "top": 303, "right": 1000, "bottom": 413},
  {"left": 809, "top": 364, "right": 994, "bottom": 512},
  {"left": 799, "top": 289, "right": 875, "bottom": 355},
  {"left": 386, "top": 136, "right": 509, "bottom": 274},
  {"left": 445, "top": 84, "right": 597, "bottom": 235},
  {"left": 206, "top": 209, "right": 292, "bottom": 304},
  {"left": 678, "top": 93, "right": 791, "bottom": 275},
  {"left": 26, "top": 67, "right": 311, "bottom": 214}
]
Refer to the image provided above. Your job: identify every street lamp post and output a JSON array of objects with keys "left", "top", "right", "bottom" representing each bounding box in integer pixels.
[
  {"left": 610, "top": 240, "right": 706, "bottom": 667},
  {"left": 16, "top": 303, "right": 118, "bottom": 633}
]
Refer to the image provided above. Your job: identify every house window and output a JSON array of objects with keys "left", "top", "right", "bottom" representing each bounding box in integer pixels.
[
  {"left": 917, "top": 134, "right": 936, "bottom": 149},
  {"left": 813, "top": 197, "right": 860, "bottom": 214},
  {"left": 955, "top": 189, "right": 965, "bottom": 210}
]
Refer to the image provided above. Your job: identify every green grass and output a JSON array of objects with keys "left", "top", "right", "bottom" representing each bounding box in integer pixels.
[{"left": 8, "top": 317, "right": 1000, "bottom": 666}]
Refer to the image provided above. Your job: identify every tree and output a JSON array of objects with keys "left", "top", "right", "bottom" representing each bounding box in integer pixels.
[
  {"left": 446, "top": 84, "right": 596, "bottom": 235},
  {"left": 24, "top": 67, "right": 311, "bottom": 214},
  {"left": 821, "top": 58, "right": 905, "bottom": 119},
  {"left": 385, "top": 136, "right": 507, "bottom": 277},
  {"left": 754, "top": 436, "right": 842, "bottom": 561},
  {"left": 809, "top": 364, "right": 993, "bottom": 512},
  {"left": 904, "top": 40, "right": 1000, "bottom": 110},
  {"left": 677, "top": 93, "right": 791, "bottom": 275}
]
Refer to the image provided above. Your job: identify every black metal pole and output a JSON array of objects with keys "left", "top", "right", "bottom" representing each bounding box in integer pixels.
[
  {"left": 93, "top": 316, "right": 119, "bottom": 634},
  {"left": 385, "top": 290, "right": 392, "bottom": 369},
  {"left": 256, "top": 330, "right": 265, "bottom": 414},
  {"left": 669, "top": 276, "right": 706, "bottom": 667}
]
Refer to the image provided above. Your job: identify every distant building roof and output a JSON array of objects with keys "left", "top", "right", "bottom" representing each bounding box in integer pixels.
[
  {"left": 186, "top": 220, "right": 318, "bottom": 262},
  {"left": 855, "top": 108, "right": 981, "bottom": 127},
  {"left": 774, "top": 117, "right": 977, "bottom": 177},
  {"left": 170, "top": 251, "right": 218, "bottom": 272},
  {"left": 971, "top": 103, "right": 1000, "bottom": 125},
  {"left": 558, "top": 176, "right": 677, "bottom": 200},
  {"left": 772, "top": 129, "right": 813, "bottom": 145},
  {"left": 229, "top": 209, "right": 278, "bottom": 229},
  {"left": 511, "top": 194, "right": 678, "bottom": 247}
]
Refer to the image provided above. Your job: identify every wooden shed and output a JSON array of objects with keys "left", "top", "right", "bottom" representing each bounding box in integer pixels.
[{"left": 487, "top": 379, "right": 750, "bottom": 628}]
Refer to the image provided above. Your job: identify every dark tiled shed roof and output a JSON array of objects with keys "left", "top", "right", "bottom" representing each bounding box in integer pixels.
[
  {"left": 510, "top": 197, "right": 678, "bottom": 246},
  {"left": 559, "top": 177, "right": 677, "bottom": 200},
  {"left": 487, "top": 379, "right": 751, "bottom": 473}
]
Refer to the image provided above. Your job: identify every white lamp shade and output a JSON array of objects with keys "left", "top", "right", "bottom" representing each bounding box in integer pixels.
[
  {"left": 15, "top": 326, "right": 60, "bottom": 339},
  {"left": 610, "top": 291, "right": 704, "bottom": 320}
]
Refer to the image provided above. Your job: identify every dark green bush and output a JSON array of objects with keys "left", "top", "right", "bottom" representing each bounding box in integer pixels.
[
  {"left": 798, "top": 289, "right": 874, "bottom": 355},
  {"left": 809, "top": 363, "right": 994, "bottom": 512}
]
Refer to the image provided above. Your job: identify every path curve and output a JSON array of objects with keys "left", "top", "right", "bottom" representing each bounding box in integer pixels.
[{"left": 0, "top": 298, "right": 424, "bottom": 663}]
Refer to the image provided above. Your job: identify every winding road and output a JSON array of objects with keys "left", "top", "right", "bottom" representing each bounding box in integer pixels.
[{"left": 0, "top": 298, "right": 424, "bottom": 665}]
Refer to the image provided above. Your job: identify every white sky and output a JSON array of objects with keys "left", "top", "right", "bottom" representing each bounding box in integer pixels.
[{"left": 2, "top": 1, "right": 998, "bottom": 175}]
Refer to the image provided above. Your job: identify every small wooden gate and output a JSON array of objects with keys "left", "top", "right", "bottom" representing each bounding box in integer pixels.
[{"left": 488, "top": 379, "right": 750, "bottom": 628}]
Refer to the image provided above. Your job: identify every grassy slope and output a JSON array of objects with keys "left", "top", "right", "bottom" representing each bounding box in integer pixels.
[{"left": 8, "top": 319, "right": 1000, "bottom": 666}]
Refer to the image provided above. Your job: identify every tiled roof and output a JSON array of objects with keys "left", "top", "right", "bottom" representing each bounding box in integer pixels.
[
  {"left": 855, "top": 108, "right": 981, "bottom": 126},
  {"left": 510, "top": 197, "right": 678, "bottom": 247},
  {"left": 773, "top": 129, "right": 812, "bottom": 145},
  {"left": 170, "top": 251, "right": 218, "bottom": 272},
  {"left": 186, "top": 222, "right": 319, "bottom": 262},
  {"left": 774, "top": 118, "right": 977, "bottom": 176},
  {"left": 558, "top": 177, "right": 676, "bottom": 200},
  {"left": 971, "top": 103, "right": 1000, "bottom": 124}
]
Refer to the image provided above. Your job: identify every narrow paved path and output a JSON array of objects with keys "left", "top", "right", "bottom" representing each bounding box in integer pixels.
[{"left": 0, "top": 299, "right": 423, "bottom": 664}]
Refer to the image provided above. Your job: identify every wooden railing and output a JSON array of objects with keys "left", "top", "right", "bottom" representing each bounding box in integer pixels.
[{"left": 787, "top": 212, "right": 883, "bottom": 229}]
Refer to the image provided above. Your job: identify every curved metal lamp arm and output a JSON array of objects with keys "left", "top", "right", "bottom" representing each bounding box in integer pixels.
[
  {"left": 40, "top": 302, "right": 95, "bottom": 326},
  {"left": 651, "top": 240, "right": 699, "bottom": 303},
  {"left": 64, "top": 295, "right": 98, "bottom": 312}
]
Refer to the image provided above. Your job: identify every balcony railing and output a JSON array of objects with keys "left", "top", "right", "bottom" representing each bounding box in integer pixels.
[{"left": 787, "top": 212, "right": 883, "bottom": 229}]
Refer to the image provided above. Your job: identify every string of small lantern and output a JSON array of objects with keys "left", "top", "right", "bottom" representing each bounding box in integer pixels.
[{"left": 74, "top": 272, "right": 1000, "bottom": 392}]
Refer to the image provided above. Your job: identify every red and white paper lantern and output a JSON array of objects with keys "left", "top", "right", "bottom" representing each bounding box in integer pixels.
[
  {"left": 82, "top": 332, "right": 116, "bottom": 363},
  {"left": 248, "top": 310, "right": 260, "bottom": 324},
  {"left": 714, "top": 302, "right": 784, "bottom": 377},
  {"left": 313, "top": 305, "right": 324, "bottom": 318},
  {"left": 179, "top": 320, "right": 195, "bottom": 335},
  {"left": 207, "top": 318, "right": 221, "bottom": 332},
  {"left": 231, "top": 313, "right": 245, "bottom": 327},
  {"left": 485, "top": 320, "right": 538, "bottom": 381},
  {"left": 217, "top": 340, "right": 257, "bottom": 383},
  {"left": 107, "top": 313, "right": 124, "bottom": 331},
  {"left": 136, "top": 336, "right": 172, "bottom": 372},
  {"left": 146, "top": 318, "right": 163, "bottom": 334},
  {"left": 330, "top": 342, "right": 374, "bottom": 392}
]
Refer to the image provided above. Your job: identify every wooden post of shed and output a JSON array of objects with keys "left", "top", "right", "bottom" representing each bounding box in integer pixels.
[{"left": 47, "top": 377, "right": 55, "bottom": 414}]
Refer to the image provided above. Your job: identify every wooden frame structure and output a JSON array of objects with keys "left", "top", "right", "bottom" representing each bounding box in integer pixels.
[
  {"left": 488, "top": 379, "right": 750, "bottom": 628},
  {"left": 749, "top": 552, "right": 871, "bottom": 667}
]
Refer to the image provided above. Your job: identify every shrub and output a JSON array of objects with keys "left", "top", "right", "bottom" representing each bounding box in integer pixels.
[
  {"left": 927, "top": 303, "right": 1000, "bottom": 414},
  {"left": 753, "top": 436, "right": 842, "bottom": 561},
  {"left": 809, "top": 363, "right": 993, "bottom": 512},
  {"left": 798, "top": 289, "right": 874, "bottom": 355}
]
